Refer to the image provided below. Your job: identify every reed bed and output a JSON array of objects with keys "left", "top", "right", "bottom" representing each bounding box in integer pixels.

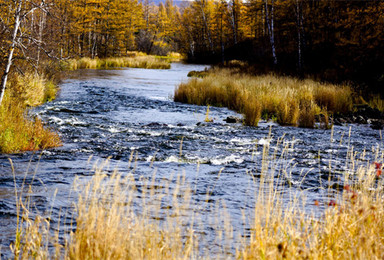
[
  {"left": 61, "top": 55, "right": 171, "bottom": 71},
  {"left": 175, "top": 69, "right": 353, "bottom": 127},
  {"left": 11, "top": 132, "right": 384, "bottom": 259},
  {"left": 0, "top": 72, "right": 61, "bottom": 153}
]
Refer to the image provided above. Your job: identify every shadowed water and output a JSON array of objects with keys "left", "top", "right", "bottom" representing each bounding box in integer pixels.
[{"left": 0, "top": 63, "right": 382, "bottom": 257}]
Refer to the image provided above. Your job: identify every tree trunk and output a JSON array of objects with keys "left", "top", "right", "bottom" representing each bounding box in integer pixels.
[
  {"left": 231, "top": 0, "right": 238, "bottom": 45},
  {"left": 295, "top": 0, "right": 303, "bottom": 71},
  {"left": 220, "top": 5, "right": 224, "bottom": 63},
  {"left": 0, "top": 0, "right": 23, "bottom": 106},
  {"left": 270, "top": 0, "right": 277, "bottom": 65},
  {"left": 200, "top": 0, "right": 213, "bottom": 53},
  {"left": 265, "top": 0, "right": 277, "bottom": 65},
  {"left": 37, "top": 11, "right": 46, "bottom": 66}
]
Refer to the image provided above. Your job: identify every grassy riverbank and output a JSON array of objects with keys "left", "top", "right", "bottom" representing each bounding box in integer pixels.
[
  {"left": 175, "top": 68, "right": 354, "bottom": 128},
  {"left": 11, "top": 139, "right": 384, "bottom": 259},
  {"left": 60, "top": 53, "right": 173, "bottom": 71},
  {"left": 0, "top": 51, "right": 181, "bottom": 153},
  {"left": 0, "top": 72, "right": 61, "bottom": 153}
]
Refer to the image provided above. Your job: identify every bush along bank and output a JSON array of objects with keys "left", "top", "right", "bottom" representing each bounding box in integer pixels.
[
  {"left": 0, "top": 71, "right": 61, "bottom": 153},
  {"left": 177, "top": 68, "right": 383, "bottom": 129},
  {"left": 59, "top": 53, "right": 174, "bottom": 71}
]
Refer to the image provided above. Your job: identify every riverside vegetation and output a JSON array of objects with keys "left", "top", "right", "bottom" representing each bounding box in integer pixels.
[
  {"left": 0, "top": 52, "right": 176, "bottom": 154},
  {"left": 11, "top": 135, "right": 384, "bottom": 259},
  {"left": 0, "top": 70, "right": 61, "bottom": 153},
  {"left": 59, "top": 53, "right": 174, "bottom": 71},
  {"left": 175, "top": 68, "right": 359, "bottom": 128}
]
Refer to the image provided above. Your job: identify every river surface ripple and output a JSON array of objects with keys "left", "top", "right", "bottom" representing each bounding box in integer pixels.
[{"left": 0, "top": 63, "right": 382, "bottom": 257}]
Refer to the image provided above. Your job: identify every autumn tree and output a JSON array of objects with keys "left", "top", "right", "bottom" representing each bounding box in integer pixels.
[{"left": 0, "top": 0, "right": 51, "bottom": 106}]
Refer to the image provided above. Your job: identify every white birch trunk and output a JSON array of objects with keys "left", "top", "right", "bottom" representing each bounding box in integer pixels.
[
  {"left": 296, "top": 0, "right": 302, "bottom": 70},
  {"left": 270, "top": 0, "right": 277, "bottom": 65},
  {"left": 37, "top": 11, "right": 46, "bottom": 66},
  {"left": 200, "top": 0, "right": 213, "bottom": 52},
  {"left": 231, "top": 0, "right": 237, "bottom": 45},
  {"left": 0, "top": 0, "right": 23, "bottom": 106},
  {"left": 265, "top": 0, "right": 277, "bottom": 65}
]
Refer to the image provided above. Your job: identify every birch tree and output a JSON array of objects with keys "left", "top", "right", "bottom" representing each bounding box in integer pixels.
[
  {"left": 264, "top": 0, "right": 277, "bottom": 65},
  {"left": 0, "top": 0, "right": 23, "bottom": 106},
  {"left": 0, "top": 0, "right": 48, "bottom": 106},
  {"left": 295, "top": 0, "right": 304, "bottom": 70}
]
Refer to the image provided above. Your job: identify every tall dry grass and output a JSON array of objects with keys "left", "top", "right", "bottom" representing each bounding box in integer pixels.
[
  {"left": 240, "top": 130, "right": 384, "bottom": 259},
  {"left": 11, "top": 132, "right": 384, "bottom": 259},
  {"left": 61, "top": 55, "right": 171, "bottom": 71},
  {"left": 0, "top": 72, "right": 61, "bottom": 153},
  {"left": 368, "top": 95, "right": 384, "bottom": 112},
  {"left": 11, "top": 160, "right": 202, "bottom": 259},
  {"left": 7, "top": 72, "right": 57, "bottom": 107},
  {"left": 240, "top": 165, "right": 384, "bottom": 259},
  {"left": 175, "top": 69, "right": 353, "bottom": 127}
]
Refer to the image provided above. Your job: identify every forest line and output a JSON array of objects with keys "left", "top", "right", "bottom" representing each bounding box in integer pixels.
[{"left": 1, "top": 0, "right": 383, "bottom": 92}]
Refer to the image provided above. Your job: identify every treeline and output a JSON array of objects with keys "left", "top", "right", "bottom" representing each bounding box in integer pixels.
[
  {"left": 0, "top": 0, "right": 181, "bottom": 73},
  {"left": 1, "top": 0, "right": 383, "bottom": 92},
  {"left": 181, "top": 0, "right": 384, "bottom": 93}
]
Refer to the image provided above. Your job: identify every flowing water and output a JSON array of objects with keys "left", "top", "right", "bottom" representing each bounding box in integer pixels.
[{"left": 0, "top": 63, "right": 383, "bottom": 257}]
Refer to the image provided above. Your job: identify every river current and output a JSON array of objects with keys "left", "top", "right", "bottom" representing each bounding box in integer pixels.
[{"left": 0, "top": 63, "right": 382, "bottom": 257}]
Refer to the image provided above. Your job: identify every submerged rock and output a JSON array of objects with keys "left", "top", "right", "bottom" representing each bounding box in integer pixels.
[
  {"left": 371, "top": 119, "right": 384, "bottom": 130},
  {"left": 333, "top": 105, "right": 383, "bottom": 128},
  {"left": 145, "top": 122, "right": 168, "bottom": 128},
  {"left": 224, "top": 116, "right": 243, "bottom": 124}
]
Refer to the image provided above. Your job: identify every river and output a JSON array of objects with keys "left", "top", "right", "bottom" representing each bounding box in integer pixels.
[{"left": 0, "top": 63, "right": 382, "bottom": 257}]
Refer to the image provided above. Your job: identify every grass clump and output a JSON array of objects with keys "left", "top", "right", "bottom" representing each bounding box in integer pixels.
[
  {"left": 8, "top": 72, "right": 58, "bottom": 106},
  {"left": 155, "top": 52, "right": 185, "bottom": 62},
  {"left": 12, "top": 161, "right": 199, "bottom": 259},
  {"left": 240, "top": 167, "right": 384, "bottom": 259},
  {"left": 60, "top": 55, "right": 172, "bottom": 71},
  {"left": 187, "top": 70, "right": 209, "bottom": 78},
  {"left": 175, "top": 68, "right": 353, "bottom": 127},
  {"left": 68, "top": 172, "right": 196, "bottom": 259},
  {"left": 0, "top": 72, "right": 61, "bottom": 153},
  {"left": 368, "top": 95, "right": 384, "bottom": 112}
]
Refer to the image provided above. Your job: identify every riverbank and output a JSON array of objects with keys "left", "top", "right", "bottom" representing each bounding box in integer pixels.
[
  {"left": 0, "top": 71, "right": 61, "bottom": 153},
  {"left": 0, "top": 53, "right": 182, "bottom": 154},
  {"left": 60, "top": 53, "right": 174, "bottom": 71},
  {"left": 175, "top": 68, "right": 383, "bottom": 128}
]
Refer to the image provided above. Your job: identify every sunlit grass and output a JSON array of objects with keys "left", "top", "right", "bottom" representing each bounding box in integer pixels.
[
  {"left": 11, "top": 132, "right": 384, "bottom": 259},
  {"left": 240, "top": 166, "right": 384, "bottom": 259},
  {"left": 60, "top": 55, "right": 172, "bottom": 71},
  {"left": 175, "top": 68, "right": 353, "bottom": 127},
  {"left": 368, "top": 95, "right": 384, "bottom": 112},
  {"left": 12, "top": 160, "right": 201, "bottom": 259},
  {"left": 155, "top": 52, "right": 185, "bottom": 62},
  {"left": 0, "top": 72, "right": 61, "bottom": 153}
]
